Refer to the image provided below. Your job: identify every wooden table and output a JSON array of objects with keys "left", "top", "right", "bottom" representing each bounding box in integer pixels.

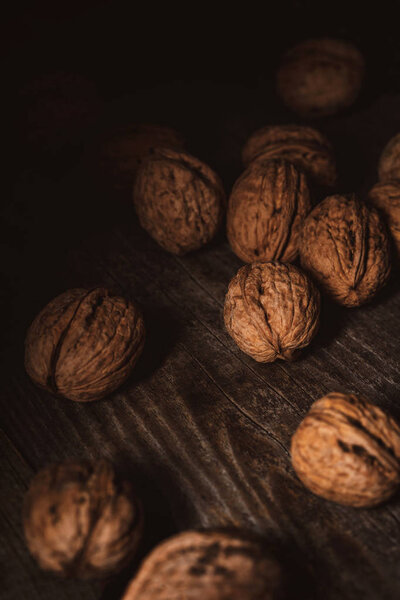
[{"left": 2, "top": 71, "right": 400, "bottom": 600}]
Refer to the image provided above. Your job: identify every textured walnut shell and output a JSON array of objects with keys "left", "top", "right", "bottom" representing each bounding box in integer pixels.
[
  {"left": 277, "top": 38, "right": 365, "bottom": 118},
  {"left": 227, "top": 160, "right": 311, "bottom": 263},
  {"left": 368, "top": 181, "right": 400, "bottom": 258},
  {"left": 121, "top": 530, "right": 284, "bottom": 600},
  {"left": 133, "top": 148, "right": 225, "bottom": 255},
  {"left": 299, "top": 194, "right": 391, "bottom": 307},
  {"left": 224, "top": 262, "right": 320, "bottom": 362},
  {"left": 23, "top": 460, "right": 143, "bottom": 578},
  {"left": 24, "top": 288, "right": 145, "bottom": 402},
  {"left": 95, "top": 124, "right": 185, "bottom": 191},
  {"left": 291, "top": 393, "right": 400, "bottom": 507},
  {"left": 378, "top": 133, "right": 400, "bottom": 182},
  {"left": 242, "top": 125, "right": 337, "bottom": 187}
]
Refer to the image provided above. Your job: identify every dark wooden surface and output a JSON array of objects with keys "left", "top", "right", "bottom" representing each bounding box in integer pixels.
[{"left": 2, "top": 5, "right": 400, "bottom": 599}]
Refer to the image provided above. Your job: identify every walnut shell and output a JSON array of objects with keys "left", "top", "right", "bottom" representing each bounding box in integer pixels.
[
  {"left": 121, "top": 530, "right": 284, "bottom": 600},
  {"left": 24, "top": 288, "right": 145, "bottom": 402},
  {"left": 242, "top": 124, "right": 337, "bottom": 187},
  {"left": 23, "top": 459, "right": 143, "bottom": 577},
  {"left": 227, "top": 160, "right": 311, "bottom": 263},
  {"left": 378, "top": 133, "right": 400, "bottom": 182},
  {"left": 95, "top": 124, "right": 185, "bottom": 191},
  {"left": 133, "top": 148, "right": 225, "bottom": 254},
  {"left": 224, "top": 262, "right": 320, "bottom": 362},
  {"left": 299, "top": 194, "right": 391, "bottom": 307},
  {"left": 368, "top": 180, "right": 400, "bottom": 258},
  {"left": 291, "top": 393, "right": 400, "bottom": 507},
  {"left": 277, "top": 38, "right": 365, "bottom": 118}
]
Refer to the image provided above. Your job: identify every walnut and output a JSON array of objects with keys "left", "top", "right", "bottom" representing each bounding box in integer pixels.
[
  {"left": 133, "top": 147, "right": 225, "bottom": 255},
  {"left": 224, "top": 262, "right": 320, "bottom": 363},
  {"left": 368, "top": 181, "right": 400, "bottom": 258},
  {"left": 299, "top": 194, "right": 391, "bottom": 307},
  {"left": 23, "top": 459, "right": 143, "bottom": 577},
  {"left": 291, "top": 393, "right": 400, "bottom": 507},
  {"left": 378, "top": 133, "right": 400, "bottom": 181},
  {"left": 95, "top": 124, "right": 185, "bottom": 191},
  {"left": 227, "top": 160, "right": 311, "bottom": 263},
  {"left": 242, "top": 124, "right": 337, "bottom": 187},
  {"left": 121, "top": 530, "right": 284, "bottom": 600},
  {"left": 277, "top": 38, "right": 365, "bottom": 117},
  {"left": 24, "top": 288, "right": 145, "bottom": 402}
]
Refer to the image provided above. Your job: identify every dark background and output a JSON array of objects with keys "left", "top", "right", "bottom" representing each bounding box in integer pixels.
[{"left": 2, "top": 2, "right": 400, "bottom": 600}]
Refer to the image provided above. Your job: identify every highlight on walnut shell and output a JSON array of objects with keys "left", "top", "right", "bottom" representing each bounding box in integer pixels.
[
  {"left": 93, "top": 123, "right": 185, "bottom": 191},
  {"left": 368, "top": 180, "right": 400, "bottom": 258},
  {"left": 121, "top": 530, "right": 284, "bottom": 600},
  {"left": 299, "top": 194, "right": 391, "bottom": 307},
  {"left": 378, "top": 133, "right": 400, "bottom": 182},
  {"left": 291, "top": 393, "right": 400, "bottom": 507},
  {"left": 242, "top": 124, "right": 337, "bottom": 187},
  {"left": 24, "top": 288, "right": 145, "bottom": 402},
  {"left": 277, "top": 38, "right": 365, "bottom": 118},
  {"left": 23, "top": 459, "right": 143, "bottom": 578},
  {"left": 133, "top": 147, "right": 225, "bottom": 255},
  {"left": 224, "top": 262, "right": 320, "bottom": 363},
  {"left": 227, "top": 159, "right": 311, "bottom": 263}
]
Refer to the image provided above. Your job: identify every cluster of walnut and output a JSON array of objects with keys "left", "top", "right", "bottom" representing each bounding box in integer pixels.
[
  {"left": 23, "top": 459, "right": 143, "bottom": 578},
  {"left": 23, "top": 463, "right": 285, "bottom": 597}
]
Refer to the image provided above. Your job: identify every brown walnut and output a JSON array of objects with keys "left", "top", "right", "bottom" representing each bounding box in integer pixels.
[
  {"left": 95, "top": 124, "right": 185, "bottom": 191},
  {"left": 227, "top": 160, "right": 311, "bottom": 263},
  {"left": 23, "top": 459, "right": 143, "bottom": 577},
  {"left": 368, "top": 180, "right": 400, "bottom": 258},
  {"left": 25, "top": 288, "right": 145, "bottom": 402},
  {"left": 291, "top": 393, "right": 400, "bottom": 507},
  {"left": 299, "top": 194, "right": 391, "bottom": 307},
  {"left": 277, "top": 38, "right": 365, "bottom": 118},
  {"left": 242, "top": 124, "right": 337, "bottom": 187},
  {"left": 121, "top": 530, "right": 284, "bottom": 600},
  {"left": 378, "top": 133, "right": 400, "bottom": 182},
  {"left": 224, "top": 262, "right": 320, "bottom": 363},
  {"left": 133, "top": 147, "right": 225, "bottom": 254}
]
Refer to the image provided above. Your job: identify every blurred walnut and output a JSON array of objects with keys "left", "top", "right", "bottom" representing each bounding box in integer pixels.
[
  {"left": 227, "top": 160, "right": 311, "bottom": 263},
  {"left": 242, "top": 125, "right": 337, "bottom": 187},
  {"left": 133, "top": 148, "right": 225, "bottom": 254},
  {"left": 378, "top": 133, "right": 400, "bottom": 181},
  {"left": 25, "top": 288, "right": 145, "bottom": 402},
  {"left": 121, "top": 530, "right": 284, "bottom": 600},
  {"left": 299, "top": 194, "right": 391, "bottom": 307},
  {"left": 291, "top": 393, "right": 400, "bottom": 507},
  {"left": 368, "top": 181, "right": 400, "bottom": 258},
  {"left": 277, "top": 38, "right": 365, "bottom": 117},
  {"left": 23, "top": 459, "right": 143, "bottom": 578},
  {"left": 95, "top": 124, "right": 185, "bottom": 191},
  {"left": 224, "top": 262, "right": 320, "bottom": 362}
]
